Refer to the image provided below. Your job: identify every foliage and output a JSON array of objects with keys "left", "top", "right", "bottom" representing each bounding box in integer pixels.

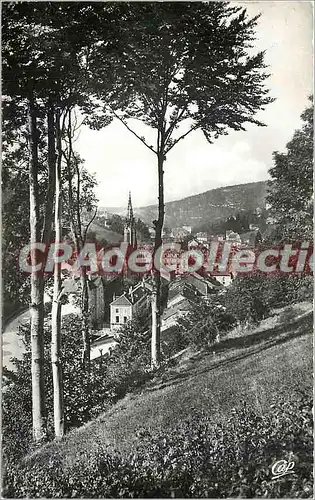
[
  {"left": 92, "top": 3, "right": 273, "bottom": 152},
  {"left": 107, "top": 310, "right": 153, "bottom": 396},
  {"left": 109, "top": 214, "right": 125, "bottom": 235},
  {"left": 225, "top": 276, "right": 271, "bottom": 324},
  {"left": 171, "top": 297, "right": 235, "bottom": 352},
  {"left": 1, "top": 3, "right": 101, "bottom": 317},
  {"left": 225, "top": 274, "right": 313, "bottom": 325},
  {"left": 267, "top": 97, "right": 313, "bottom": 242},
  {"left": 2, "top": 310, "right": 153, "bottom": 464},
  {"left": 194, "top": 208, "right": 268, "bottom": 237},
  {"left": 3, "top": 394, "right": 312, "bottom": 498},
  {"left": 135, "top": 218, "right": 151, "bottom": 241},
  {"left": 2, "top": 100, "right": 45, "bottom": 317}
]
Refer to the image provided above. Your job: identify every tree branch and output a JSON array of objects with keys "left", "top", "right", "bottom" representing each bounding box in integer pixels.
[
  {"left": 111, "top": 109, "right": 157, "bottom": 155},
  {"left": 165, "top": 122, "right": 199, "bottom": 154},
  {"left": 164, "top": 101, "right": 190, "bottom": 143},
  {"left": 83, "top": 207, "right": 98, "bottom": 244}
]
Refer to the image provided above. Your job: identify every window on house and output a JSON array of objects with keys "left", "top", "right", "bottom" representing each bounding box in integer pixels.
[
  {"left": 115, "top": 316, "right": 119, "bottom": 323},
  {"left": 124, "top": 316, "right": 127, "bottom": 323},
  {"left": 116, "top": 308, "right": 119, "bottom": 313}
]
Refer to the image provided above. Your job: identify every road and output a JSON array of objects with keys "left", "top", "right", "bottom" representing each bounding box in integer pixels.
[
  {"left": 2, "top": 302, "right": 80, "bottom": 371},
  {"left": 2, "top": 308, "right": 29, "bottom": 371}
]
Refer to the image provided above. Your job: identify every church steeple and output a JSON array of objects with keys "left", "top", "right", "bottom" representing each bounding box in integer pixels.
[
  {"left": 124, "top": 191, "right": 137, "bottom": 247},
  {"left": 126, "top": 191, "right": 134, "bottom": 223}
]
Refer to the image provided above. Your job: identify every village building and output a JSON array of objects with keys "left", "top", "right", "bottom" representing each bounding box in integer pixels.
[
  {"left": 211, "top": 273, "right": 233, "bottom": 287},
  {"left": 225, "top": 230, "right": 242, "bottom": 247},
  {"left": 195, "top": 231, "right": 208, "bottom": 243},
  {"left": 162, "top": 273, "right": 221, "bottom": 330},
  {"left": 187, "top": 238, "right": 209, "bottom": 250},
  {"left": 110, "top": 294, "right": 133, "bottom": 329},
  {"left": 186, "top": 272, "right": 221, "bottom": 296},
  {"left": 210, "top": 234, "right": 225, "bottom": 242},
  {"left": 171, "top": 227, "right": 190, "bottom": 241},
  {"left": 188, "top": 238, "right": 200, "bottom": 249},
  {"left": 110, "top": 280, "right": 151, "bottom": 329},
  {"left": 162, "top": 298, "right": 192, "bottom": 329}
]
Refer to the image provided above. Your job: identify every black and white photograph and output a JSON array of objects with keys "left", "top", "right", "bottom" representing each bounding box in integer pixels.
[{"left": 2, "top": 1, "right": 313, "bottom": 497}]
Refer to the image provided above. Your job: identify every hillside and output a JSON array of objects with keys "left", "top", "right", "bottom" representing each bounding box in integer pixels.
[
  {"left": 23, "top": 302, "right": 312, "bottom": 464},
  {"left": 87, "top": 221, "right": 124, "bottom": 244},
  {"left": 104, "top": 180, "right": 268, "bottom": 228}
]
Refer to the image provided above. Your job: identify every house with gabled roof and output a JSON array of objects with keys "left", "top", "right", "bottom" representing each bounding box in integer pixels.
[
  {"left": 110, "top": 294, "right": 133, "bottom": 329},
  {"left": 187, "top": 238, "right": 200, "bottom": 249},
  {"left": 109, "top": 279, "right": 151, "bottom": 330},
  {"left": 162, "top": 297, "right": 193, "bottom": 329}
]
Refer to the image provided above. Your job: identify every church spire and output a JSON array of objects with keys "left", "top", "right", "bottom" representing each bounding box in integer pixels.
[
  {"left": 124, "top": 191, "right": 137, "bottom": 246},
  {"left": 126, "top": 191, "right": 134, "bottom": 224}
]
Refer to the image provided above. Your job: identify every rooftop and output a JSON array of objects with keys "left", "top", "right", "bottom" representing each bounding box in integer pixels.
[{"left": 110, "top": 295, "right": 132, "bottom": 307}]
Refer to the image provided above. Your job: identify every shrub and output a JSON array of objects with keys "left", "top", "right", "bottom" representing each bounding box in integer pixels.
[
  {"left": 225, "top": 276, "right": 271, "bottom": 324},
  {"left": 225, "top": 274, "right": 313, "bottom": 327},
  {"left": 3, "top": 394, "right": 312, "bottom": 498},
  {"left": 2, "top": 311, "right": 153, "bottom": 464},
  {"left": 172, "top": 297, "right": 235, "bottom": 351}
]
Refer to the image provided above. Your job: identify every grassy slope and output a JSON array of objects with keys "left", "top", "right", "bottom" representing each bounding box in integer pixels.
[{"left": 30, "top": 303, "right": 313, "bottom": 466}]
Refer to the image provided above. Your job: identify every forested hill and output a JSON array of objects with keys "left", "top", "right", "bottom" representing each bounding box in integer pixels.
[{"left": 132, "top": 180, "right": 268, "bottom": 228}]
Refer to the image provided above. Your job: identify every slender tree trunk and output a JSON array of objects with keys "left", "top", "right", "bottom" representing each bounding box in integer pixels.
[
  {"left": 28, "top": 95, "right": 46, "bottom": 443},
  {"left": 81, "top": 272, "right": 90, "bottom": 372},
  {"left": 151, "top": 287, "right": 160, "bottom": 365},
  {"left": 42, "top": 97, "right": 56, "bottom": 245},
  {"left": 151, "top": 152, "right": 165, "bottom": 368},
  {"left": 64, "top": 108, "right": 91, "bottom": 371},
  {"left": 51, "top": 108, "right": 64, "bottom": 439}
]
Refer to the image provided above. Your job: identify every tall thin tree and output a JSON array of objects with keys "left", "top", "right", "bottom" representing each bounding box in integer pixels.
[
  {"left": 62, "top": 108, "right": 98, "bottom": 371},
  {"left": 27, "top": 93, "right": 47, "bottom": 442},
  {"left": 51, "top": 106, "right": 65, "bottom": 438},
  {"left": 90, "top": 2, "right": 274, "bottom": 367}
]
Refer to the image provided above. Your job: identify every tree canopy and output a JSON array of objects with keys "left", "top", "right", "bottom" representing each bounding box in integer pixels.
[{"left": 267, "top": 96, "right": 313, "bottom": 241}]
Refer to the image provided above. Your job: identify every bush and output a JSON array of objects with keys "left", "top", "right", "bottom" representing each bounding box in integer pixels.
[
  {"left": 3, "top": 394, "right": 312, "bottom": 498},
  {"left": 2, "top": 311, "right": 153, "bottom": 464},
  {"left": 171, "top": 297, "right": 235, "bottom": 352},
  {"left": 225, "top": 276, "right": 271, "bottom": 325},
  {"left": 225, "top": 274, "right": 313, "bottom": 326}
]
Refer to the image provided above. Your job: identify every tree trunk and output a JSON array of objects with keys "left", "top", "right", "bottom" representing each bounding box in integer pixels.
[
  {"left": 64, "top": 108, "right": 91, "bottom": 372},
  {"left": 151, "top": 152, "right": 165, "bottom": 368},
  {"left": 28, "top": 95, "right": 46, "bottom": 443},
  {"left": 51, "top": 108, "right": 64, "bottom": 439},
  {"left": 151, "top": 285, "right": 160, "bottom": 366},
  {"left": 80, "top": 272, "right": 90, "bottom": 372},
  {"left": 42, "top": 97, "right": 56, "bottom": 245}
]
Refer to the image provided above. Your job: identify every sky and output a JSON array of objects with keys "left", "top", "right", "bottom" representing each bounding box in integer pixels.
[{"left": 76, "top": 1, "right": 313, "bottom": 208}]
